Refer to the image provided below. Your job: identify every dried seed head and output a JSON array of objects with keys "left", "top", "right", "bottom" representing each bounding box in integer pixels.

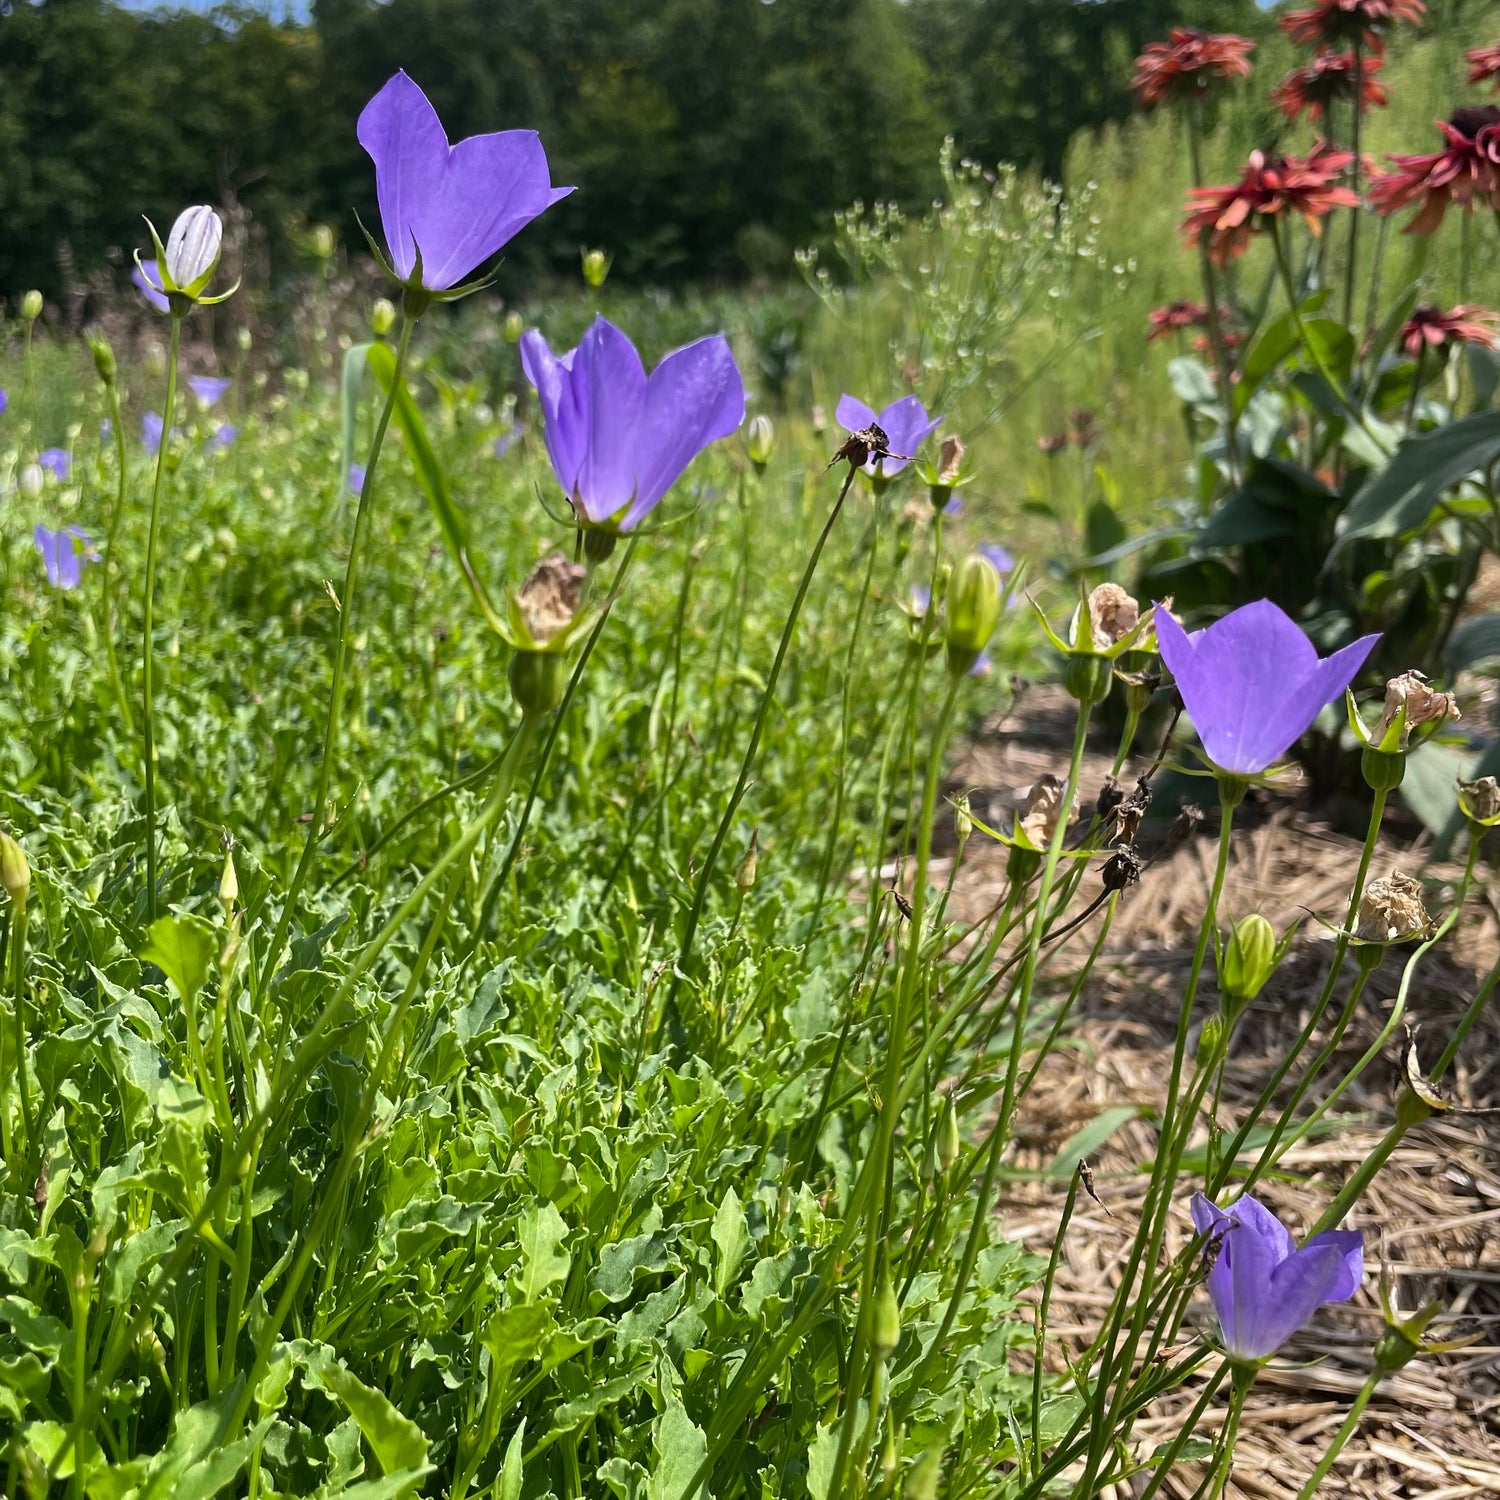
[
  {"left": 1458, "top": 775, "right": 1500, "bottom": 825},
  {"left": 1101, "top": 846, "right": 1142, "bottom": 892},
  {"left": 516, "top": 551, "right": 587, "bottom": 647},
  {"left": 1379, "top": 671, "right": 1459, "bottom": 749},
  {"left": 1356, "top": 871, "right": 1431, "bottom": 944},
  {"left": 1020, "top": 773, "right": 1077, "bottom": 848},
  {"left": 1087, "top": 583, "right": 1139, "bottom": 651},
  {"left": 936, "top": 434, "right": 966, "bottom": 485}
]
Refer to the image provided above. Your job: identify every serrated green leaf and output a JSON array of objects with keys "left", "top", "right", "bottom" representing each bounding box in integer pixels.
[
  {"left": 711, "top": 1187, "right": 748, "bottom": 1297},
  {"left": 647, "top": 1400, "right": 707, "bottom": 1500},
  {"left": 514, "top": 1202, "right": 571, "bottom": 1302},
  {"left": 140, "top": 913, "right": 218, "bottom": 1007}
]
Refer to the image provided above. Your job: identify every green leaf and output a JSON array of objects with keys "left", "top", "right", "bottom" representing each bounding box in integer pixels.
[
  {"left": 711, "top": 1187, "right": 749, "bottom": 1297},
  {"left": 498, "top": 1421, "right": 526, "bottom": 1500},
  {"left": 366, "top": 341, "right": 473, "bottom": 574},
  {"left": 1234, "top": 290, "right": 1328, "bottom": 418},
  {"left": 140, "top": 914, "right": 218, "bottom": 1007},
  {"left": 1445, "top": 614, "right": 1500, "bottom": 675},
  {"left": 647, "top": 1401, "right": 707, "bottom": 1500},
  {"left": 1338, "top": 411, "right": 1500, "bottom": 545},
  {"left": 1047, "top": 1106, "right": 1141, "bottom": 1177},
  {"left": 805, "top": 1421, "right": 841, "bottom": 1500},
  {"left": 295, "top": 1340, "right": 430, "bottom": 1478},
  {"left": 1167, "top": 357, "right": 1218, "bottom": 411},
  {"left": 1399, "top": 742, "right": 1473, "bottom": 839},
  {"left": 138, "top": 1385, "right": 267, "bottom": 1500},
  {"left": 592, "top": 1231, "right": 669, "bottom": 1303},
  {"left": 513, "top": 1202, "right": 571, "bottom": 1302}
]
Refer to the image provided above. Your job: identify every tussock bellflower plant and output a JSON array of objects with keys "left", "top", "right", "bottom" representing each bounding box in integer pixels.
[
  {"left": 1190, "top": 1192, "right": 1363, "bottom": 1362},
  {"left": 357, "top": 70, "right": 573, "bottom": 301},
  {"left": 521, "top": 314, "right": 745, "bottom": 535},
  {"left": 835, "top": 393, "right": 942, "bottom": 479},
  {"left": 1157, "top": 599, "right": 1379, "bottom": 775}
]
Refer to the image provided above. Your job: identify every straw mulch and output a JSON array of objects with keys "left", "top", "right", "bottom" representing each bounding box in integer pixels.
[{"left": 941, "top": 688, "right": 1500, "bottom": 1498}]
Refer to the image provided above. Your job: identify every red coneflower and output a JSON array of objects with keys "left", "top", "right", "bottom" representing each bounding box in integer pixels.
[
  {"left": 1468, "top": 44, "right": 1500, "bottom": 90},
  {"left": 1397, "top": 304, "right": 1499, "bottom": 357},
  {"left": 1181, "top": 144, "right": 1359, "bottom": 264},
  {"left": 1279, "top": 0, "right": 1425, "bottom": 55},
  {"left": 1369, "top": 106, "right": 1500, "bottom": 234},
  {"left": 1272, "top": 51, "right": 1387, "bottom": 122},
  {"left": 1035, "top": 432, "right": 1068, "bottom": 456},
  {"left": 1193, "top": 330, "right": 1242, "bottom": 356},
  {"left": 1132, "top": 28, "right": 1255, "bottom": 109},
  {"left": 1147, "top": 300, "right": 1212, "bottom": 339}
]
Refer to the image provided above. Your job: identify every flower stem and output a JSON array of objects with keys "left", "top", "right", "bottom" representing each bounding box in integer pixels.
[
  {"left": 1293, "top": 1369, "right": 1378, "bottom": 1500},
  {"left": 256, "top": 312, "right": 415, "bottom": 992},
  {"left": 1342, "top": 41, "right": 1364, "bottom": 329},
  {"left": 7, "top": 895, "right": 32, "bottom": 1174},
  {"left": 141, "top": 310, "right": 182, "bottom": 923},
  {"left": 667, "top": 462, "right": 856, "bottom": 1007},
  {"left": 100, "top": 375, "right": 135, "bottom": 735}
]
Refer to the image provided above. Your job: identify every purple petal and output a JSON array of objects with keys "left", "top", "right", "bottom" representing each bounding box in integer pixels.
[
  {"left": 1305, "top": 635, "right": 1382, "bottom": 724},
  {"left": 189, "top": 375, "right": 232, "bottom": 407},
  {"left": 521, "top": 328, "right": 588, "bottom": 510},
  {"left": 0, "top": 389, "right": 8, "bottom": 416},
  {"left": 1158, "top": 601, "right": 1335, "bottom": 775},
  {"left": 1245, "top": 1237, "right": 1363, "bottom": 1357},
  {"left": 981, "top": 543, "right": 1014, "bottom": 575},
  {"left": 876, "top": 396, "right": 942, "bottom": 476},
  {"left": 205, "top": 423, "right": 237, "bottom": 452},
  {"left": 357, "top": 71, "right": 573, "bottom": 291},
  {"left": 571, "top": 319, "right": 646, "bottom": 522},
  {"left": 1305, "top": 1228, "right": 1364, "bottom": 1303},
  {"left": 347, "top": 464, "right": 367, "bottom": 496},
  {"left": 133, "top": 260, "right": 170, "bottom": 314},
  {"left": 142, "top": 412, "right": 164, "bottom": 454},
  {"left": 34, "top": 524, "right": 91, "bottom": 590},
  {"left": 39, "top": 448, "right": 72, "bottom": 482},
  {"left": 357, "top": 72, "right": 446, "bottom": 282},
  {"left": 624, "top": 334, "right": 745, "bottom": 528},
  {"left": 835, "top": 394, "right": 879, "bottom": 434}
]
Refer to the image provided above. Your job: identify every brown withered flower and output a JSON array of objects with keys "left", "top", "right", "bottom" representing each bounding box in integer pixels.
[
  {"left": 1377, "top": 670, "right": 1460, "bottom": 748},
  {"left": 1020, "top": 773, "right": 1078, "bottom": 849},
  {"left": 936, "top": 435, "right": 966, "bottom": 486},
  {"left": 1457, "top": 775, "right": 1500, "bottom": 824},
  {"left": 516, "top": 552, "right": 587, "bottom": 647},
  {"left": 1087, "top": 583, "right": 1140, "bottom": 652},
  {"left": 1356, "top": 871, "right": 1431, "bottom": 944}
]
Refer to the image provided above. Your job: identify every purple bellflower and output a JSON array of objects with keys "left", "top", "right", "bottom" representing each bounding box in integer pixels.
[
  {"left": 189, "top": 375, "right": 232, "bottom": 407},
  {"left": 521, "top": 315, "right": 745, "bottom": 532},
  {"left": 143, "top": 413, "right": 164, "bottom": 455},
  {"left": 205, "top": 423, "right": 237, "bottom": 452},
  {"left": 981, "top": 543, "right": 1014, "bottom": 575},
  {"left": 1156, "top": 600, "right": 1378, "bottom": 776},
  {"left": 34, "top": 525, "right": 98, "bottom": 590},
  {"left": 347, "top": 464, "right": 367, "bottom": 496},
  {"left": 0, "top": 389, "right": 8, "bottom": 416},
  {"left": 357, "top": 71, "right": 573, "bottom": 295},
  {"left": 835, "top": 394, "right": 942, "bottom": 478},
  {"left": 1190, "top": 1192, "right": 1363, "bottom": 1362},
  {"left": 133, "top": 260, "right": 170, "bottom": 314},
  {"left": 39, "top": 449, "right": 72, "bottom": 482}
]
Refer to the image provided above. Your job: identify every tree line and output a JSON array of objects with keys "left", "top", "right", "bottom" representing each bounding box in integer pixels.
[{"left": 0, "top": 0, "right": 1267, "bottom": 302}]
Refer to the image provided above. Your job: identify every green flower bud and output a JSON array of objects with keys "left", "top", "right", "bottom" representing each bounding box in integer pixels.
[
  {"left": 509, "top": 650, "right": 566, "bottom": 718},
  {"left": 21, "top": 289, "right": 43, "bottom": 321},
  {"left": 236, "top": 326, "right": 253, "bottom": 352},
  {"left": 746, "top": 414, "right": 775, "bottom": 471},
  {"left": 370, "top": 298, "right": 397, "bottom": 337},
  {"left": 871, "top": 1268, "right": 901, "bottom": 1359},
  {"left": 1064, "top": 651, "right": 1114, "bottom": 706},
  {"left": 1221, "top": 913, "right": 1277, "bottom": 1002},
  {"left": 0, "top": 833, "right": 30, "bottom": 908},
  {"left": 1361, "top": 746, "right": 1406, "bottom": 792},
  {"left": 953, "top": 793, "right": 973, "bottom": 858},
  {"left": 309, "top": 223, "right": 337, "bottom": 259},
  {"left": 581, "top": 248, "right": 612, "bottom": 290},
  {"left": 503, "top": 310, "right": 525, "bottom": 343},
  {"left": 735, "top": 831, "right": 758, "bottom": 892},
  {"left": 937, "top": 1097, "right": 960, "bottom": 1174},
  {"left": 1198, "top": 1012, "right": 1225, "bottom": 1062},
  {"left": 87, "top": 331, "right": 117, "bottom": 386},
  {"left": 218, "top": 849, "right": 239, "bottom": 912},
  {"left": 945, "top": 553, "right": 1001, "bottom": 676}
]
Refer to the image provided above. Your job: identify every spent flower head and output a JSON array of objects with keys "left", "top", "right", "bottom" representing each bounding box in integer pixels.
[
  {"left": 1019, "top": 774, "right": 1078, "bottom": 851},
  {"left": 1190, "top": 1192, "right": 1363, "bottom": 1363},
  {"left": 1156, "top": 600, "right": 1379, "bottom": 777},
  {"left": 1457, "top": 775, "right": 1500, "bottom": 826},
  {"left": 521, "top": 315, "right": 745, "bottom": 535},
  {"left": 1278, "top": 0, "right": 1424, "bottom": 53},
  {"left": 1397, "top": 303, "right": 1499, "bottom": 357},
  {"left": 1355, "top": 871, "right": 1431, "bottom": 944},
  {"left": 1273, "top": 50, "right": 1387, "bottom": 123},
  {"left": 506, "top": 551, "right": 589, "bottom": 653},
  {"left": 1370, "top": 107, "right": 1500, "bottom": 235},
  {"left": 357, "top": 71, "right": 573, "bottom": 301}
]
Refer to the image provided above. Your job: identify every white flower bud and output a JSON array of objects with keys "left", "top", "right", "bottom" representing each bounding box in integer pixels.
[
  {"left": 165, "top": 206, "right": 223, "bottom": 296},
  {"left": 19, "top": 463, "right": 44, "bottom": 497}
]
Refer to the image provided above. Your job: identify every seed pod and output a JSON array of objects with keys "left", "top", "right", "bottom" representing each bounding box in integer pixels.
[
  {"left": 937, "top": 1097, "right": 960, "bottom": 1174},
  {"left": 734, "top": 830, "right": 758, "bottom": 893},
  {"left": 871, "top": 1268, "right": 901, "bottom": 1359},
  {"left": 509, "top": 650, "right": 566, "bottom": 718}
]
